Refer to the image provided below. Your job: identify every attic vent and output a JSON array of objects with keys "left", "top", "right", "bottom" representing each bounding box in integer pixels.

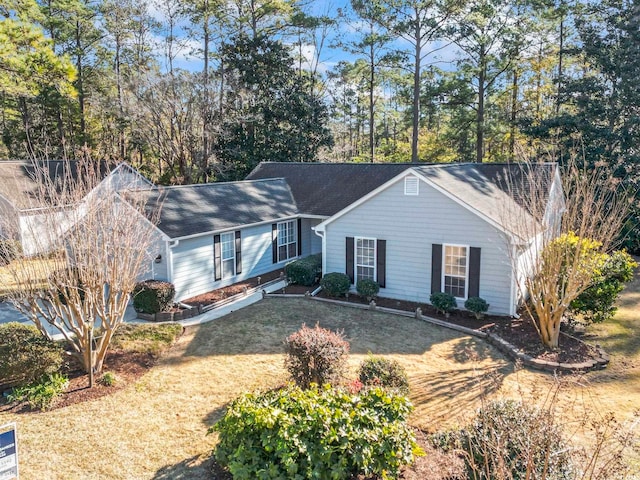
[{"left": 404, "top": 176, "right": 419, "bottom": 195}]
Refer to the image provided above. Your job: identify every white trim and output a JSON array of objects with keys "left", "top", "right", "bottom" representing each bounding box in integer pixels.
[
  {"left": 355, "top": 236, "right": 377, "bottom": 284},
  {"left": 442, "top": 243, "right": 469, "bottom": 300},
  {"left": 277, "top": 219, "right": 298, "bottom": 263},
  {"left": 315, "top": 166, "right": 532, "bottom": 243},
  {"left": 509, "top": 244, "right": 517, "bottom": 317},
  {"left": 110, "top": 162, "right": 155, "bottom": 187},
  {"left": 314, "top": 228, "right": 326, "bottom": 277},
  {"left": 404, "top": 176, "right": 419, "bottom": 195},
  {"left": 220, "top": 231, "right": 236, "bottom": 279},
  {"left": 114, "top": 192, "right": 171, "bottom": 242},
  {"left": 167, "top": 215, "right": 302, "bottom": 242}
]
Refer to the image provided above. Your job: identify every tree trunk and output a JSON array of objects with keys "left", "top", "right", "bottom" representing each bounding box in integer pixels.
[
  {"left": 509, "top": 69, "right": 518, "bottom": 161},
  {"left": 411, "top": 24, "right": 421, "bottom": 163},
  {"left": 369, "top": 45, "right": 375, "bottom": 163},
  {"left": 476, "top": 44, "right": 486, "bottom": 164},
  {"left": 75, "top": 19, "right": 87, "bottom": 146}
]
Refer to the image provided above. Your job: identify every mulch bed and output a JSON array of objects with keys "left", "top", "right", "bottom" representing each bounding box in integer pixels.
[
  {"left": 315, "top": 290, "right": 598, "bottom": 365},
  {"left": 183, "top": 269, "right": 285, "bottom": 307},
  {"left": 0, "top": 350, "right": 158, "bottom": 413}
]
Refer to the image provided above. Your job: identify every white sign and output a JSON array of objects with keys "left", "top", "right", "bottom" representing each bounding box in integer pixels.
[{"left": 0, "top": 423, "right": 18, "bottom": 480}]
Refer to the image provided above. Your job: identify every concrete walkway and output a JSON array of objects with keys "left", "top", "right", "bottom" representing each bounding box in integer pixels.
[{"left": 0, "top": 280, "right": 287, "bottom": 336}]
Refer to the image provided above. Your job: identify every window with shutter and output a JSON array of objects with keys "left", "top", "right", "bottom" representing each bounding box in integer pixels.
[{"left": 443, "top": 244, "right": 469, "bottom": 299}]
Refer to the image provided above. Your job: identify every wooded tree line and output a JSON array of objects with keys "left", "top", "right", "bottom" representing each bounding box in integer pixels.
[{"left": 2, "top": 0, "right": 639, "bottom": 209}]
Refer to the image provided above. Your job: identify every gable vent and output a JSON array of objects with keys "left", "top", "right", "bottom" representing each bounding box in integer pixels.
[{"left": 404, "top": 176, "right": 419, "bottom": 195}]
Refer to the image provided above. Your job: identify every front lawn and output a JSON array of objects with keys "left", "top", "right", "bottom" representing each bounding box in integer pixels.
[
  {"left": 1, "top": 285, "right": 639, "bottom": 478},
  {"left": 0, "top": 257, "right": 57, "bottom": 297}
]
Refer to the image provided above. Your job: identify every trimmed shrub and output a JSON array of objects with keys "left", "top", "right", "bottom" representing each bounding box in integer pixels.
[
  {"left": 464, "top": 297, "right": 489, "bottom": 320},
  {"left": 7, "top": 373, "right": 69, "bottom": 410},
  {"left": 0, "top": 239, "right": 21, "bottom": 265},
  {"left": 285, "top": 253, "right": 322, "bottom": 286},
  {"left": 211, "top": 385, "right": 422, "bottom": 480},
  {"left": 430, "top": 292, "right": 457, "bottom": 315},
  {"left": 132, "top": 280, "right": 175, "bottom": 314},
  {"left": 0, "top": 322, "right": 64, "bottom": 389},
  {"left": 458, "top": 400, "right": 572, "bottom": 479},
  {"left": 357, "top": 278, "right": 380, "bottom": 301},
  {"left": 320, "top": 272, "right": 351, "bottom": 297},
  {"left": 284, "top": 323, "right": 349, "bottom": 389},
  {"left": 358, "top": 355, "right": 409, "bottom": 394},
  {"left": 569, "top": 250, "right": 637, "bottom": 324}
]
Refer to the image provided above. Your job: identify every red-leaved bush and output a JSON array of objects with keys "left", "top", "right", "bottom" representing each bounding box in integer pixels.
[{"left": 284, "top": 323, "right": 350, "bottom": 389}]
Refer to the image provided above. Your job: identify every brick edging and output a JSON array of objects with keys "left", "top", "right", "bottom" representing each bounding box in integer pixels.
[{"left": 266, "top": 294, "right": 609, "bottom": 374}]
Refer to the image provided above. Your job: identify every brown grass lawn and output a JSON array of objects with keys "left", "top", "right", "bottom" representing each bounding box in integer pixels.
[
  {"left": 2, "top": 277, "right": 640, "bottom": 478},
  {"left": 0, "top": 257, "right": 56, "bottom": 296}
]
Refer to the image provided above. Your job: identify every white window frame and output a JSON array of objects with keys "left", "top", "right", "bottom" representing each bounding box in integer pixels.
[
  {"left": 442, "top": 244, "right": 469, "bottom": 299},
  {"left": 277, "top": 220, "right": 297, "bottom": 263},
  {"left": 220, "top": 232, "right": 236, "bottom": 279},
  {"left": 355, "top": 237, "right": 376, "bottom": 284},
  {"left": 404, "top": 176, "right": 419, "bottom": 195}
]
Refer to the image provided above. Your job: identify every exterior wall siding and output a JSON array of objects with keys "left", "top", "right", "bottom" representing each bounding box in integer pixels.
[
  {"left": 301, "top": 218, "right": 323, "bottom": 257},
  {"left": 324, "top": 177, "right": 514, "bottom": 314},
  {"left": 170, "top": 222, "right": 287, "bottom": 300}
]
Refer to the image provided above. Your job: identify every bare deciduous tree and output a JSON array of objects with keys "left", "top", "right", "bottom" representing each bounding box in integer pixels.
[
  {"left": 0, "top": 160, "right": 161, "bottom": 381},
  {"left": 505, "top": 158, "right": 628, "bottom": 349}
]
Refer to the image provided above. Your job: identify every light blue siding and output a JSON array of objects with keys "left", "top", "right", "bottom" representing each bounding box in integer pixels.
[
  {"left": 170, "top": 223, "right": 283, "bottom": 300},
  {"left": 324, "top": 177, "right": 514, "bottom": 314},
  {"left": 301, "top": 218, "right": 323, "bottom": 257}
]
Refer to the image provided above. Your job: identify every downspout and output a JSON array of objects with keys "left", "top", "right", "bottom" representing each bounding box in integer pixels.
[
  {"left": 313, "top": 227, "right": 325, "bottom": 277},
  {"left": 167, "top": 239, "right": 179, "bottom": 283},
  {"left": 509, "top": 242, "right": 517, "bottom": 317}
]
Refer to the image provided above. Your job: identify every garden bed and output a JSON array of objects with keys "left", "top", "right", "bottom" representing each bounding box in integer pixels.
[
  {"left": 183, "top": 269, "right": 285, "bottom": 307},
  {"left": 314, "top": 290, "right": 603, "bottom": 368}
]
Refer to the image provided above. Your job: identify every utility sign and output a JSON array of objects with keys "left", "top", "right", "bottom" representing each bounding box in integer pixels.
[{"left": 0, "top": 423, "right": 18, "bottom": 480}]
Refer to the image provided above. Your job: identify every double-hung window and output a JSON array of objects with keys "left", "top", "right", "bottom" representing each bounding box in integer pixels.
[
  {"left": 356, "top": 237, "right": 376, "bottom": 283},
  {"left": 443, "top": 244, "right": 468, "bottom": 298},
  {"left": 221, "top": 232, "right": 235, "bottom": 279},
  {"left": 277, "top": 220, "right": 297, "bottom": 262}
]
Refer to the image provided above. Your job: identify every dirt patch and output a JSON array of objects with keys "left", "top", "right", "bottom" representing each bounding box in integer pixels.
[
  {"left": 183, "top": 269, "right": 284, "bottom": 307},
  {"left": 270, "top": 282, "right": 320, "bottom": 295},
  {"left": 316, "top": 291, "right": 599, "bottom": 365}
]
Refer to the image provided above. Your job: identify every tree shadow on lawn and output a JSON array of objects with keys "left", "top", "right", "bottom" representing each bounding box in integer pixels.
[
  {"left": 168, "top": 298, "right": 497, "bottom": 362},
  {"left": 411, "top": 362, "right": 513, "bottom": 426},
  {"left": 152, "top": 453, "right": 216, "bottom": 480}
]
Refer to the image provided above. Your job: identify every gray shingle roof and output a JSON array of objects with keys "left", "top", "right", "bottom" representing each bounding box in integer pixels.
[
  {"left": 413, "top": 163, "right": 556, "bottom": 238},
  {"left": 140, "top": 178, "right": 298, "bottom": 239},
  {"left": 246, "top": 162, "right": 414, "bottom": 216},
  {"left": 0, "top": 160, "right": 111, "bottom": 209}
]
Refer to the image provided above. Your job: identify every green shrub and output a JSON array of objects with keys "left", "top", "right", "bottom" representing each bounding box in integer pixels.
[
  {"left": 7, "top": 373, "right": 69, "bottom": 411},
  {"left": 430, "top": 292, "right": 457, "bottom": 315},
  {"left": 0, "top": 239, "right": 21, "bottom": 265},
  {"left": 356, "top": 278, "right": 380, "bottom": 301},
  {"left": 100, "top": 371, "right": 117, "bottom": 386},
  {"left": 210, "top": 385, "right": 422, "bottom": 480},
  {"left": 358, "top": 355, "right": 409, "bottom": 394},
  {"left": 0, "top": 322, "right": 64, "bottom": 388},
  {"left": 285, "top": 254, "right": 322, "bottom": 286},
  {"left": 320, "top": 272, "right": 351, "bottom": 297},
  {"left": 284, "top": 323, "right": 349, "bottom": 389},
  {"left": 569, "top": 250, "right": 637, "bottom": 324},
  {"left": 458, "top": 400, "right": 572, "bottom": 479},
  {"left": 464, "top": 297, "right": 489, "bottom": 320},
  {"left": 132, "top": 280, "right": 175, "bottom": 314}
]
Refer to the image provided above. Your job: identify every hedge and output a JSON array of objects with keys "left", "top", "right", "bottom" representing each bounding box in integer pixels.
[{"left": 132, "top": 280, "right": 175, "bottom": 314}]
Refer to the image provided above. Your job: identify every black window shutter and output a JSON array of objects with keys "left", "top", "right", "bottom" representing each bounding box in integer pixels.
[
  {"left": 468, "top": 247, "right": 481, "bottom": 298},
  {"left": 431, "top": 244, "right": 442, "bottom": 294},
  {"left": 297, "top": 218, "right": 302, "bottom": 256},
  {"left": 214, "top": 234, "right": 222, "bottom": 281},
  {"left": 272, "top": 223, "right": 278, "bottom": 263},
  {"left": 376, "top": 239, "right": 386, "bottom": 288},
  {"left": 346, "top": 237, "right": 354, "bottom": 283},
  {"left": 235, "top": 231, "right": 242, "bottom": 274}
]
